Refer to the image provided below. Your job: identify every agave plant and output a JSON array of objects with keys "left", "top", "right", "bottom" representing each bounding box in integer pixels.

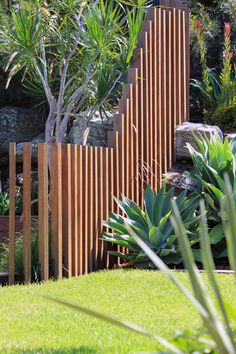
[
  {"left": 103, "top": 184, "right": 200, "bottom": 267},
  {"left": 49, "top": 176, "right": 236, "bottom": 353}
]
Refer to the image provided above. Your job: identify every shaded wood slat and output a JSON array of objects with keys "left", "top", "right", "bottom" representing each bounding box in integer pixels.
[
  {"left": 51, "top": 143, "right": 63, "bottom": 279},
  {"left": 38, "top": 143, "right": 49, "bottom": 281},
  {"left": 71, "top": 144, "right": 78, "bottom": 276},
  {"left": 62, "top": 144, "right": 72, "bottom": 277},
  {"left": 8, "top": 142, "right": 16, "bottom": 285},
  {"left": 23, "top": 143, "right": 32, "bottom": 284}
]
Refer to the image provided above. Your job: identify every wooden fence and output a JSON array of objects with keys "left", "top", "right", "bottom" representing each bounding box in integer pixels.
[{"left": 7, "top": 0, "right": 189, "bottom": 284}]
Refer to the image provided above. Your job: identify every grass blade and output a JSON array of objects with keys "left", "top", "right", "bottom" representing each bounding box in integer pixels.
[{"left": 46, "top": 297, "right": 183, "bottom": 354}]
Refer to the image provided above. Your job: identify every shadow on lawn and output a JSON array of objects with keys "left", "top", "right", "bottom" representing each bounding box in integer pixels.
[{"left": 7, "top": 347, "right": 98, "bottom": 353}]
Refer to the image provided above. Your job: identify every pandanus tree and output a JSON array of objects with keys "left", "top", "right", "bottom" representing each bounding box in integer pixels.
[{"left": 0, "top": 0, "right": 146, "bottom": 143}]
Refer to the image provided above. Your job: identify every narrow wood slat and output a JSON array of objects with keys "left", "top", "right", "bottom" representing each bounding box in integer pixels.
[
  {"left": 78, "top": 146, "right": 83, "bottom": 275},
  {"left": 139, "top": 30, "right": 149, "bottom": 186},
  {"left": 97, "top": 148, "right": 104, "bottom": 269},
  {"left": 71, "top": 144, "right": 78, "bottom": 276},
  {"left": 157, "top": 9, "right": 163, "bottom": 188},
  {"left": 171, "top": 8, "right": 177, "bottom": 163},
  {"left": 83, "top": 146, "right": 89, "bottom": 274},
  {"left": 161, "top": 10, "right": 167, "bottom": 174},
  {"left": 108, "top": 147, "right": 115, "bottom": 267},
  {"left": 94, "top": 147, "right": 99, "bottom": 270},
  {"left": 50, "top": 143, "right": 63, "bottom": 279},
  {"left": 134, "top": 47, "right": 144, "bottom": 205},
  {"left": 148, "top": 8, "right": 159, "bottom": 190},
  {"left": 62, "top": 144, "right": 72, "bottom": 277},
  {"left": 8, "top": 142, "right": 16, "bottom": 285},
  {"left": 88, "top": 146, "right": 94, "bottom": 272},
  {"left": 166, "top": 10, "right": 172, "bottom": 168},
  {"left": 103, "top": 148, "right": 109, "bottom": 268},
  {"left": 128, "top": 68, "right": 139, "bottom": 203},
  {"left": 38, "top": 143, "right": 49, "bottom": 281},
  {"left": 23, "top": 143, "right": 32, "bottom": 284}
]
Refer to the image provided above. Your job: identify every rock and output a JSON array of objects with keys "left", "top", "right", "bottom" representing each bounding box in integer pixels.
[
  {"left": 69, "top": 111, "right": 115, "bottom": 146},
  {"left": 16, "top": 133, "right": 45, "bottom": 163},
  {"left": 176, "top": 122, "right": 223, "bottom": 160},
  {"left": 0, "top": 106, "right": 45, "bottom": 160},
  {"left": 224, "top": 132, "right": 236, "bottom": 143}
]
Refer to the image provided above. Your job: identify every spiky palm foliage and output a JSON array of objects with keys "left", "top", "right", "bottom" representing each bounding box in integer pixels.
[{"left": 0, "top": 0, "right": 145, "bottom": 143}]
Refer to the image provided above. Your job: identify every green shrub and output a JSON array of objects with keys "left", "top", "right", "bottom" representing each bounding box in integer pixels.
[
  {"left": 0, "top": 226, "right": 40, "bottom": 281},
  {"left": 192, "top": 20, "right": 236, "bottom": 129},
  {"left": 0, "top": 191, "right": 21, "bottom": 216},
  {"left": 103, "top": 184, "right": 200, "bottom": 268}
]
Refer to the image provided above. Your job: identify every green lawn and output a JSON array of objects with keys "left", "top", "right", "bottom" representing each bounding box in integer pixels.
[{"left": 0, "top": 269, "right": 235, "bottom": 354}]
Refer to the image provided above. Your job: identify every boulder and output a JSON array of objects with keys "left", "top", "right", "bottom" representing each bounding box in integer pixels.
[
  {"left": 176, "top": 122, "right": 223, "bottom": 160},
  {"left": 16, "top": 133, "right": 45, "bottom": 163},
  {"left": 224, "top": 132, "right": 236, "bottom": 143},
  {"left": 69, "top": 111, "right": 114, "bottom": 146},
  {"left": 0, "top": 106, "right": 45, "bottom": 160}
]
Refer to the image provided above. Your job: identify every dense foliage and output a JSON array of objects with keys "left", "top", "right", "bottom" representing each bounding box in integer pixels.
[
  {"left": 192, "top": 21, "right": 236, "bottom": 128},
  {"left": 0, "top": 0, "right": 146, "bottom": 142}
]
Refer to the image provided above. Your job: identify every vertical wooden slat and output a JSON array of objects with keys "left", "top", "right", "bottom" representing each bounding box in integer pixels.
[
  {"left": 88, "top": 146, "right": 94, "bottom": 272},
  {"left": 166, "top": 10, "right": 172, "bottom": 168},
  {"left": 8, "top": 142, "right": 16, "bottom": 285},
  {"left": 161, "top": 10, "right": 167, "bottom": 174},
  {"left": 139, "top": 30, "right": 149, "bottom": 186},
  {"left": 103, "top": 148, "right": 109, "bottom": 268},
  {"left": 171, "top": 7, "right": 177, "bottom": 162},
  {"left": 23, "top": 143, "right": 32, "bottom": 284},
  {"left": 62, "top": 144, "right": 72, "bottom": 277},
  {"left": 51, "top": 143, "right": 62, "bottom": 279},
  {"left": 97, "top": 147, "right": 104, "bottom": 269},
  {"left": 128, "top": 68, "right": 139, "bottom": 203},
  {"left": 38, "top": 143, "right": 49, "bottom": 281},
  {"left": 78, "top": 145, "right": 83, "bottom": 275},
  {"left": 134, "top": 47, "right": 144, "bottom": 204},
  {"left": 94, "top": 146, "right": 99, "bottom": 270},
  {"left": 157, "top": 9, "right": 163, "bottom": 188},
  {"left": 71, "top": 144, "right": 78, "bottom": 276},
  {"left": 83, "top": 146, "right": 89, "bottom": 274}
]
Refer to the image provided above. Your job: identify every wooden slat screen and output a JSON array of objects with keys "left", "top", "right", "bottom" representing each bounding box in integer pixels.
[{"left": 7, "top": 1, "right": 189, "bottom": 283}]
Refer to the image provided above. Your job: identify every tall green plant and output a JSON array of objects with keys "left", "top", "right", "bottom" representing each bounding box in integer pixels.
[{"left": 192, "top": 21, "right": 236, "bottom": 128}]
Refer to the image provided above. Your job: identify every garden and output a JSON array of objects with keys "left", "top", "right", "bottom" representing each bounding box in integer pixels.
[{"left": 1, "top": 0, "right": 236, "bottom": 353}]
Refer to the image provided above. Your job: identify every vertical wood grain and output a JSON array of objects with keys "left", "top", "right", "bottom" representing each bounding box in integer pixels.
[
  {"left": 8, "top": 142, "right": 16, "bottom": 285},
  {"left": 51, "top": 143, "right": 63, "bottom": 279},
  {"left": 23, "top": 143, "right": 32, "bottom": 284},
  {"left": 38, "top": 143, "right": 49, "bottom": 281}
]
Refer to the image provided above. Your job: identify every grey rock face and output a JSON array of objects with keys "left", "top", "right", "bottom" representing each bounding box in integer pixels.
[
  {"left": 69, "top": 111, "right": 114, "bottom": 147},
  {"left": 176, "top": 122, "right": 223, "bottom": 159},
  {"left": 16, "top": 133, "right": 45, "bottom": 163},
  {"left": 0, "top": 106, "right": 45, "bottom": 159}
]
